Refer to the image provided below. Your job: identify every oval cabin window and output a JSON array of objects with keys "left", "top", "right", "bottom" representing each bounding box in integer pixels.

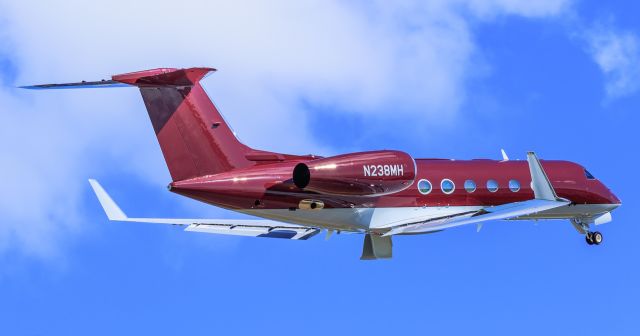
[
  {"left": 509, "top": 179, "right": 521, "bottom": 192},
  {"left": 418, "top": 179, "right": 432, "bottom": 195},
  {"left": 464, "top": 180, "right": 476, "bottom": 193},
  {"left": 487, "top": 179, "right": 499, "bottom": 192},
  {"left": 441, "top": 179, "right": 455, "bottom": 194}
]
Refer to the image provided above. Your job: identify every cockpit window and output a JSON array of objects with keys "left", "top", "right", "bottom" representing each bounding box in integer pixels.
[{"left": 585, "top": 169, "right": 596, "bottom": 180}]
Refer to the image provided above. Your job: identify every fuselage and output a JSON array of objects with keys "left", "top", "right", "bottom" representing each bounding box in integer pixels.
[{"left": 169, "top": 157, "right": 621, "bottom": 233}]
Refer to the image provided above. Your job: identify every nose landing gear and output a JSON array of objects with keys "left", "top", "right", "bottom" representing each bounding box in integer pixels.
[
  {"left": 585, "top": 231, "right": 603, "bottom": 246},
  {"left": 571, "top": 218, "right": 603, "bottom": 246}
]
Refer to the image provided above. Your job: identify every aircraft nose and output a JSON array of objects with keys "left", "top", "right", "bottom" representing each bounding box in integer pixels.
[
  {"left": 608, "top": 190, "right": 622, "bottom": 206},
  {"left": 599, "top": 182, "right": 622, "bottom": 208},
  {"left": 592, "top": 179, "right": 621, "bottom": 209}
]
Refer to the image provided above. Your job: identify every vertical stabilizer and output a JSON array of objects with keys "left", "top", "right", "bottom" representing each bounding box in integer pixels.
[{"left": 112, "top": 68, "right": 252, "bottom": 181}]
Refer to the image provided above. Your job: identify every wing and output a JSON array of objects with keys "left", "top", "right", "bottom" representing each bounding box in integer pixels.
[
  {"left": 384, "top": 199, "right": 569, "bottom": 235},
  {"left": 384, "top": 152, "right": 570, "bottom": 236},
  {"left": 88, "top": 179, "right": 320, "bottom": 240}
]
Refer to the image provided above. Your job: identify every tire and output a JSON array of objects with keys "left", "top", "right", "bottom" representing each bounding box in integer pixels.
[{"left": 592, "top": 231, "right": 603, "bottom": 245}]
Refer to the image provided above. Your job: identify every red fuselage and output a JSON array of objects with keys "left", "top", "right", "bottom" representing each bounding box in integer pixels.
[{"left": 169, "top": 153, "right": 620, "bottom": 212}]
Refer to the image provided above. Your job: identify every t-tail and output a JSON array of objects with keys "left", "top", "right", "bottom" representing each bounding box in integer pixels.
[{"left": 23, "top": 67, "right": 305, "bottom": 181}]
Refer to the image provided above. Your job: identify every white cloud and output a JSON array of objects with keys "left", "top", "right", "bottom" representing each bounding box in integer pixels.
[
  {"left": 464, "top": 0, "right": 570, "bottom": 18},
  {"left": 0, "top": 0, "right": 570, "bottom": 258},
  {"left": 585, "top": 25, "right": 640, "bottom": 99}
]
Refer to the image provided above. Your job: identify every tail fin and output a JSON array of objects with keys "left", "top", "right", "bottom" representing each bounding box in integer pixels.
[
  {"left": 110, "top": 67, "right": 253, "bottom": 181},
  {"left": 22, "top": 67, "right": 316, "bottom": 181}
]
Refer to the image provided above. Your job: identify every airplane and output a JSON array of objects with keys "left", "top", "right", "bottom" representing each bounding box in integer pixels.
[{"left": 22, "top": 67, "right": 622, "bottom": 259}]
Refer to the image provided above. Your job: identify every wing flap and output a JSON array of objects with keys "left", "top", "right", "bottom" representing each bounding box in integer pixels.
[{"left": 186, "top": 224, "right": 319, "bottom": 240}]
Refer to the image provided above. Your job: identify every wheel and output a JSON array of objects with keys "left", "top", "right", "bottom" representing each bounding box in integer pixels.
[
  {"left": 585, "top": 233, "right": 594, "bottom": 245},
  {"left": 592, "top": 231, "right": 603, "bottom": 245}
]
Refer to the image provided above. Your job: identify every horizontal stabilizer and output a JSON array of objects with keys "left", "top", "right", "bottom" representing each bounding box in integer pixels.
[
  {"left": 20, "top": 80, "right": 130, "bottom": 90},
  {"left": 19, "top": 67, "right": 216, "bottom": 90},
  {"left": 111, "top": 67, "right": 215, "bottom": 87},
  {"left": 88, "top": 179, "right": 320, "bottom": 240}
]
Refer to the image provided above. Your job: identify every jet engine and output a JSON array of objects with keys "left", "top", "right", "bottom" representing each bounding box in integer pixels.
[{"left": 292, "top": 150, "right": 416, "bottom": 196}]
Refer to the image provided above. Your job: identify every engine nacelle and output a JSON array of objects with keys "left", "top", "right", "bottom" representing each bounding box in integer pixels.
[{"left": 292, "top": 150, "right": 416, "bottom": 196}]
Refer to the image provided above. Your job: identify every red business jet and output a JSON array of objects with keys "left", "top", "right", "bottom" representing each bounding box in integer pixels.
[{"left": 24, "top": 67, "right": 621, "bottom": 259}]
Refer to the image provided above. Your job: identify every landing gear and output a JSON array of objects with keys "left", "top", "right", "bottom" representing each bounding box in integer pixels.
[
  {"left": 585, "top": 231, "right": 603, "bottom": 246},
  {"left": 572, "top": 218, "right": 603, "bottom": 246}
]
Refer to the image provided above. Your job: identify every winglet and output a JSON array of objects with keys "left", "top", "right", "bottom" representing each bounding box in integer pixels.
[
  {"left": 526, "top": 152, "right": 559, "bottom": 201},
  {"left": 88, "top": 179, "right": 128, "bottom": 221}
]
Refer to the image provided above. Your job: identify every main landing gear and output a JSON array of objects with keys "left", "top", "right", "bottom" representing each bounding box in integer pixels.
[{"left": 585, "top": 231, "right": 603, "bottom": 246}]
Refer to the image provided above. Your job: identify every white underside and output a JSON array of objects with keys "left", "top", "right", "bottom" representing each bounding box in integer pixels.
[{"left": 240, "top": 204, "right": 617, "bottom": 233}]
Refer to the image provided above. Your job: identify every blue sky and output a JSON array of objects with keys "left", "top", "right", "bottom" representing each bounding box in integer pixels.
[{"left": 1, "top": 0, "right": 639, "bottom": 334}]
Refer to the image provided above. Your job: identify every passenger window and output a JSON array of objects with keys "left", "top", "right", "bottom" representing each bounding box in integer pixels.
[
  {"left": 464, "top": 180, "right": 476, "bottom": 193},
  {"left": 441, "top": 179, "right": 455, "bottom": 194},
  {"left": 418, "top": 179, "right": 432, "bottom": 195},
  {"left": 509, "top": 179, "right": 521, "bottom": 192},
  {"left": 584, "top": 169, "right": 596, "bottom": 180},
  {"left": 487, "top": 179, "right": 499, "bottom": 192}
]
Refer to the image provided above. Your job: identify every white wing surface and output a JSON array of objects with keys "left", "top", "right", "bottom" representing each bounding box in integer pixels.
[
  {"left": 384, "top": 199, "right": 569, "bottom": 235},
  {"left": 88, "top": 179, "right": 320, "bottom": 240}
]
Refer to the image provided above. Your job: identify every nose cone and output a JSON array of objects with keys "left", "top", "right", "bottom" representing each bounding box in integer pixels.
[
  {"left": 581, "top": 175, "right": 621, "bottom": 211},
  {"left": 607, "top": 189, "right": 622, "bottom": 207},
  {"left": 595, "top": 180, "right": 621, "bottom": 210}
]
